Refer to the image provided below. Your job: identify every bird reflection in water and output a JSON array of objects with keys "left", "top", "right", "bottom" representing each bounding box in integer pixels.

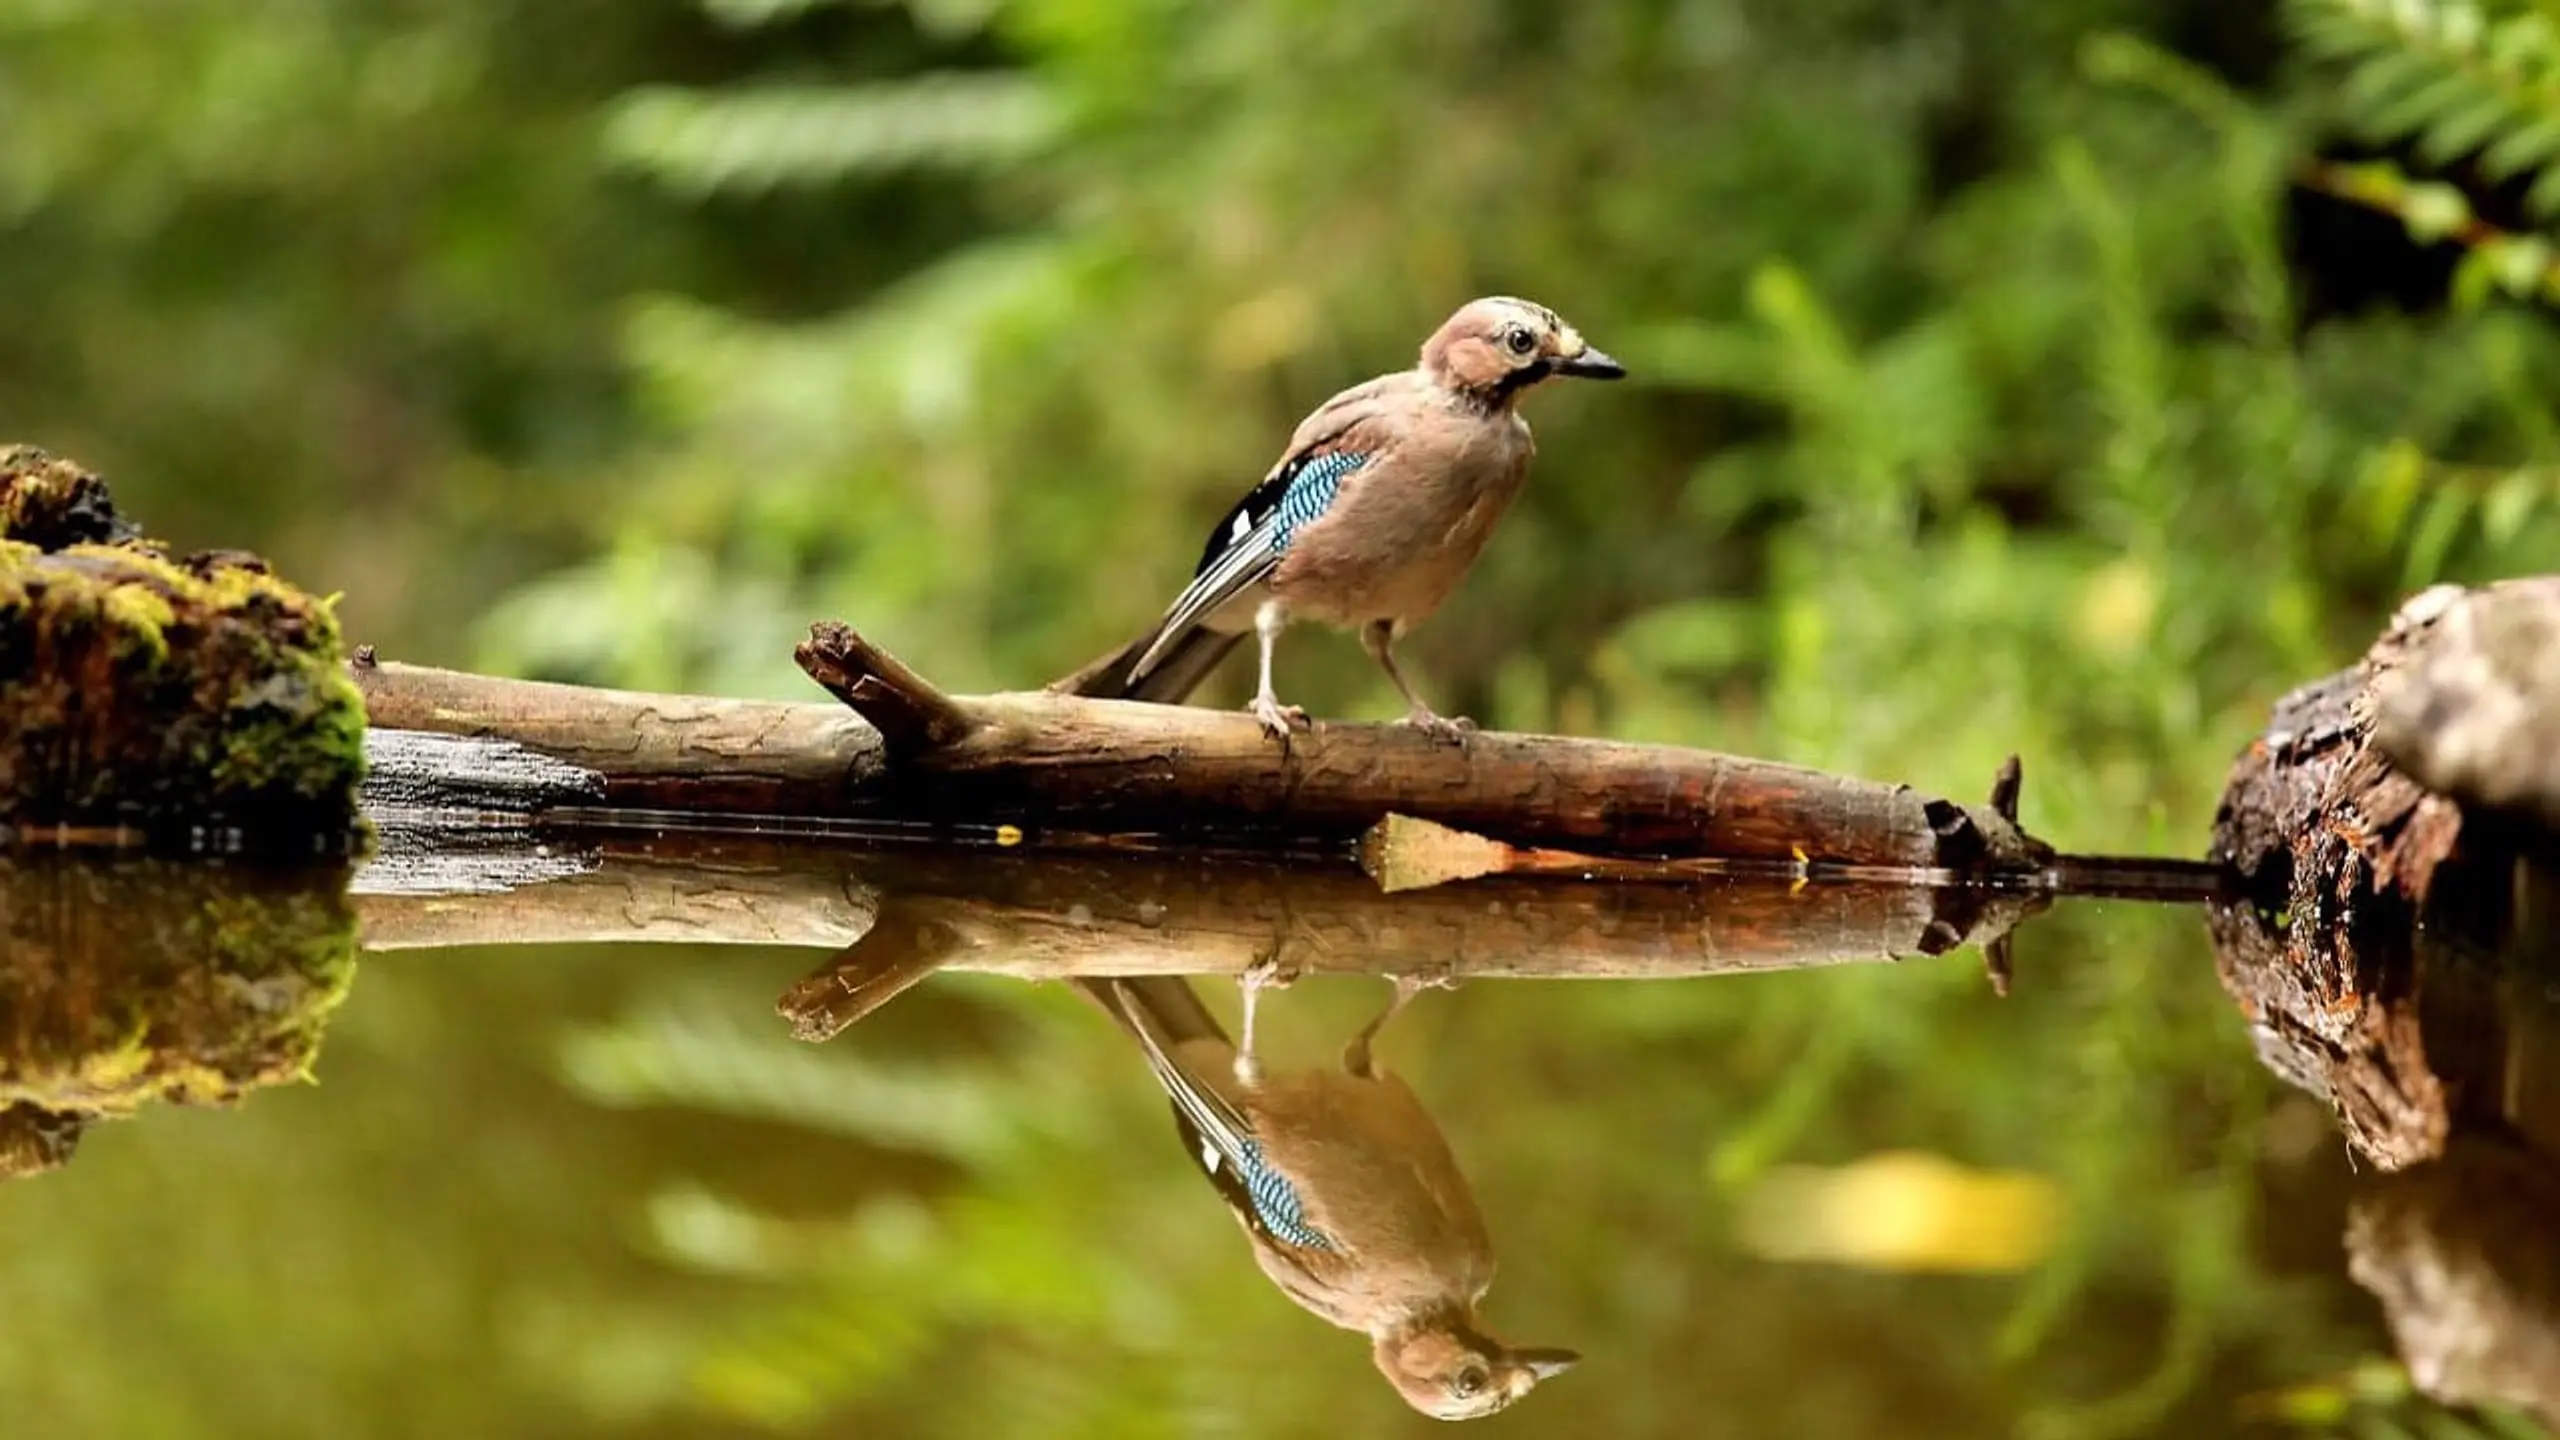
[{"left": 1076, "top": 974, "right": 1577, "bottom": 1421}]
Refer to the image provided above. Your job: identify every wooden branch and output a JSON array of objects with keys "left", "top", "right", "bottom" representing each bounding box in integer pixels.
[
  {"left": 775, "top": 920, "right": 950, "bottom": 1042},
  {"left": 794, "top": 620, "right": 978, "bottom": 751},
  {"left": 351, "top": 653, "right": 881, "bottom": 815},
  {"left": 352, "top": 624, "right": 2063, "bottom": 874}
]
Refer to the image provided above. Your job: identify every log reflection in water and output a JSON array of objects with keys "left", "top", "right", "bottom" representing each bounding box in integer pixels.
[{"left": 348, "top": 831, "right": 2052, "bottom": 1040}]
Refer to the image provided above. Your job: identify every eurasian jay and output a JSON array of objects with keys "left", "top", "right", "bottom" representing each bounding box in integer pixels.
[
  {"left": 1056, "top": 297, "right": 1623, "bottom": 740},
  {"left": 1076, "top": 973, "right": 1579, "bottom": 1421}
]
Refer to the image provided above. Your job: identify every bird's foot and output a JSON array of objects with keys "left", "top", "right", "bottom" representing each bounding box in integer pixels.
[
  {"left": 1342, "top": 971, "right": 1453, "bottom": 1076},
  {"left": 1402, "top": 707, "right": 1476, "bottom": 746},
  {"left": 1398, "top": 964, "right": 1463, "bottom": 994},
  {"left": 1235, "top": 951, "right": 1301, "bottom": 1083},
  {"left": 1250, "top": 693, "right": 1311, "bottom": 742},
  {"left": 1242, "top": 952, "right": 1303, "bottom": 994}
]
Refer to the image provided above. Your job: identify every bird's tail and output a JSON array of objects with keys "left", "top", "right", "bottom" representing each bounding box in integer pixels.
[
  {"left": 1047, "top": 626, "right": 1241, "bottom": 704},
  {"left": 1074, "top": 977, "right": 1255, "bottom": 1163},
  {"left": 1073, "top": 976, "right": 1230, "bottom": 1050}
]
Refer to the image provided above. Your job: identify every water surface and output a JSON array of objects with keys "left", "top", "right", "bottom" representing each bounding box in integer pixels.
[{"left": 2, "top": 838, "right": 2548, "bottom": 1440}]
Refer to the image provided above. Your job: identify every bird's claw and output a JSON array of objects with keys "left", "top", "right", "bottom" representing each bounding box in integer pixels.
[
  {"left": 1403, "top": 709, "right": 1475, "bottom": 745},
  {"left": 1235, "top": 950, "right": 1300, "bottom": 1084},
  {"left": 1251, "top": 695, "right": 1311, "bottom": 742}
]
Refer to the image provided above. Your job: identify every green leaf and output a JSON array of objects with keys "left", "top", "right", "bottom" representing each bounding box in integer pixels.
[
  {"left": 699, "top": 0, "right": 845, "bottom": 27},
  {"left": 2454, "top": 247, "right": 2504, "bottom": 309},
  {"left": 2481, "top": 467, "right": 2543, "bottom": 544},
  {"left": 2418, "top": 93, "right": 2521, "bottom": 163},
  {"left": 2370, "top": 72, "right": 2499, "bottom": 146},
  {"left": 2477, "top": 113, "right": 2560, "bottom": 180},
  {"left": 602, "top": 75, "right": 1063, "bottom": 195},
  {"left": 2490, "top": 234, "right": 2555, "bottom": 295},
  {"left": 2397, "top": 180, "right": 2474, "bottom": 240},
  {"left": 2341, "top": 48, "right": 2445, "bottom": 114}
]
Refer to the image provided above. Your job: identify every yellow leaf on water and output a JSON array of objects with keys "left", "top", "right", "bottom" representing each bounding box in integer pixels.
[
  {"left": 1734, "top": 1149, "right": 2064, "bottom": 1274},
  {"left": 2074, "top": 557, "right": 2157, "bottom": 657}
]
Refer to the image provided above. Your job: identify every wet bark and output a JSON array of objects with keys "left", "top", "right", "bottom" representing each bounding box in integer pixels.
[
  {"left": 352, "top": 622, "right": 2059, "bottom": 875},
  {"left": 2208, "top": 579, "right": 2560, "bottom": 1168},
  {"left": 2208, "top": 577, "right": 2560, "bottom": 1420}
]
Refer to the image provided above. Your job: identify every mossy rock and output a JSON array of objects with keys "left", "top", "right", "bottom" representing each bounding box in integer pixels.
[
  {"left": 0, "top": 857, "right": 359, "bottom": 1179},
  {"left": 0, "top": 539, "right": 367, "bottom": 844},
  {"left": 0, "top": 446, "right": 139, "bottom": 551}
]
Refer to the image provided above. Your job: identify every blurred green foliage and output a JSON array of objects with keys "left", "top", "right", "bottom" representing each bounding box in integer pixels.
[{"left": 6, "top": 0, "right": 2560, "bottom": 1436}]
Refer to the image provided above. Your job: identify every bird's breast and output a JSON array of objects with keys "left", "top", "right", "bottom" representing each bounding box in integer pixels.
[{"left": 1268, "top": 428, "right": 1530, "bottom": 627}]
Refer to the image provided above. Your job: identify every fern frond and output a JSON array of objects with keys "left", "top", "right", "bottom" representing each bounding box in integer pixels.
[
  {"left": 699, "top": 0, "right": 847, "bottom": 27},
  {"left": 604, "top": 74, "right": 1061, "bottom": 195},
  {"left": 698, "top": 0, "right": 1001, "bottom": 39},
  {"left": 2290, "top": 0, "right": 2560, "bottom": 215}
]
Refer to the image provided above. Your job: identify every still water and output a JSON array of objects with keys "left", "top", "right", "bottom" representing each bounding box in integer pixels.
[{"left": 2, "top": 836, "right": 2552, "bottom": 1440}]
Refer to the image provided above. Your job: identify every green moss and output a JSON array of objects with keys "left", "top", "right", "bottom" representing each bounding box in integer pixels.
[
  {"left": 0, "top": 535, "right": 366, "bottom": 843},
  {"left": 0, "top": 858, "right": 359, "bottom": 1160},
  {"left": 0, "top": 447, "right": 137, "bottom": 551},
  {"left": 96, "top": 582, "right": 175, "bottom": 662}
]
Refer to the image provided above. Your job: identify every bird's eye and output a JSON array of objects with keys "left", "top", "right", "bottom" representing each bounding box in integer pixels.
[
  {"left": 1452, "top": 1366, "right": 1488, "bottom": 1398},
  {"left": 1504, "top": 327, "right": 1537, "bottom": 355}
]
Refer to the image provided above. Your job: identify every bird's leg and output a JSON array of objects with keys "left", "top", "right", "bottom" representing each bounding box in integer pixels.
[
  {"left": 1343, "top": 973, "right": 1448, "bottom": 1077},
  {"left": 1249, "top": 600, "right": 1309, "bottom": 741},
  {"left": 1235, "top": 947, "right": 1299, "bottom": 1083},
  {"left": 1361, "top": 619, "right": 1472, "bottom": 745}
]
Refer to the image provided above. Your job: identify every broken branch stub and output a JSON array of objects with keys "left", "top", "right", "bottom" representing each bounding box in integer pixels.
[
  {"left": 783, "top": 622, "right": 2055, "bottom": 872},
  {"left": 794, "top": 620, "right": 980, "bottom": 751}
]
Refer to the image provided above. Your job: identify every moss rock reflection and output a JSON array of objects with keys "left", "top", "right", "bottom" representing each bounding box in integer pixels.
[{"left": 0, "top": 857, "right": 359, "bottom": 1178}]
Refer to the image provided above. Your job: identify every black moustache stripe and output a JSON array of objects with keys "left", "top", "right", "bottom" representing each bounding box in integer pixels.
[{"left": 1490, "top": 357, "right": 1555, "bottom": 399}]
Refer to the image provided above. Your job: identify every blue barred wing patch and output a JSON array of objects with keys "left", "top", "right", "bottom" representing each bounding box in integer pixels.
[
  {"left": 1268, "top": 451, "right": 1364, "bottom": 554},
  {"left": 1192, "top": 449, "right": 1372, "bottom": 576},
  {"left": 1234, "top": 1138, "right": 1331, "bottom": 1250},
  {"left": 1136, "top": 447, "right": 1374, "bottom": 683}
]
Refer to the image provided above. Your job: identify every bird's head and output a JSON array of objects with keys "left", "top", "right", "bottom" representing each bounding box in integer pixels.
[
  {"left": 1420, "top": 296, "right": 1624, "bottom": 407},
  {"left": 1373, "top": 1319, "right": 1581, "bottom": 1421}
]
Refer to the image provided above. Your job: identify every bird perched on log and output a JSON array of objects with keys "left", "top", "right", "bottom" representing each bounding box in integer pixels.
[
  {"left": 1076, "top": 974, "right": 1578, "bottom": 1421},
  {"left": 1054, "top": 297, "right": 1623, "bottom": 741}
]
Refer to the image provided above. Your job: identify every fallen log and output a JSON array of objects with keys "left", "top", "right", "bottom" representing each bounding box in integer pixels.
[
  {"left": 2371, "top": 578, "right": 2560, "bottom": 831},
  {"left": 352, "top": 621, "right": 2063, "bottom": 875}
]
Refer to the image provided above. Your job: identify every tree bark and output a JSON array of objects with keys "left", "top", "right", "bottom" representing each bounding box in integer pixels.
[
  {"left": 2207, "top": 577, "right": 2560, "bottom": 1423},
  {"left": 2208, "top": 577, "right": 2560, "bottom": 1170},
  {"left": 350, "top": 622, "right": 2061, "bottom": 875}
]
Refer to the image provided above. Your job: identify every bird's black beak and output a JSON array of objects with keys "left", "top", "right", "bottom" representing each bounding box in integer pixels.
[
  {"left": 1554, "top": 346, "right": 1625, "bottom": 380},
  {"left": 1518, "top": 1348, "right": 1583, "bottom": 1382}
]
